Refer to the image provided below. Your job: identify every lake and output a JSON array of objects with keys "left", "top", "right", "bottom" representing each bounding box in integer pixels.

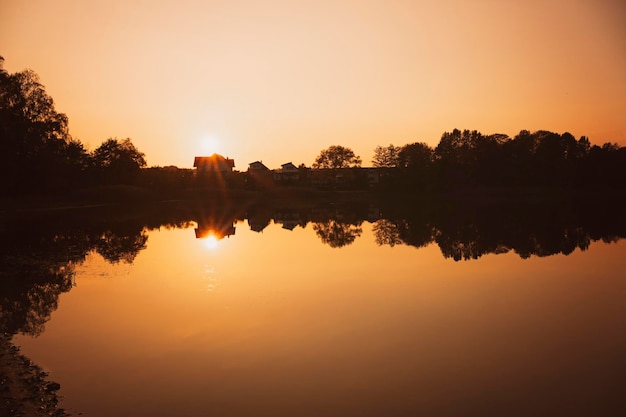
[{"left": 3, "top": 197, "right": 626, "bottom": 416}]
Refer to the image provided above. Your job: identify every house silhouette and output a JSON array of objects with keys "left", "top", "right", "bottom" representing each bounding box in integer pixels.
[{"left": 193, "top": 154, "right": 235, "bottom": 173}]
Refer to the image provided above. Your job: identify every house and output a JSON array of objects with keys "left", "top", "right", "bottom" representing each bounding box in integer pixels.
[
  {"left": 273, "top": 162, "right": 300, "bottom": 183},
  {"left": 193, "top": 154, "right": 235, "bottom": 173},
  {"left": 248, "top": 161, "right": 270, "bottom": 171},
  {"left": 281, "top": 162, "right": 298, "bottom": 172},
  {"left": 246, "top": 161, "right": 273, "bottom": 189}
]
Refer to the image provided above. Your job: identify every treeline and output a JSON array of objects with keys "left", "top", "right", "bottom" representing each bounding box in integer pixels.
[
  {"left": 372, "top": 129, "right": 626, "bottom": 190},
  {"left": 3, "top": 56, "right": 626, "bottom": 198},
  {"left": 0, "top": 57, "right": 146, "bottom": 196}
]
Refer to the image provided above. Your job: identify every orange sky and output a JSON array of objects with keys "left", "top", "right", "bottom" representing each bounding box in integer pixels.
[{"left": 2, "top": 0, "right": 625, "bottom": 169}]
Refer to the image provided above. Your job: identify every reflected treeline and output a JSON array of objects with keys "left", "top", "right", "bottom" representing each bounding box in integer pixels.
[
  {"left": 246, "top": 200, "right": 371, "bottom": 248},
  {"left": 313, "top": 221, "right": 363, "bottom": 248},
  {"left": 373, "top": 195, "right": 626, "bottom": 260},
  {"left": 0, "top": 201, "right": 247, "bottom": 414},
  {"left": 0, "top": 201, "right": 259, "bottom": 336},
  {"left": 248, "top": 196, "right": 626, "bottom": 258},
  {"left": 3, "top": 196, "right": 626, "bottom": 336},
  {"left": 0, "top": 195, "right": 624, "bottom": 409},
  {"left": 1, "top": 211, "right": 148, "bottom": 337}
]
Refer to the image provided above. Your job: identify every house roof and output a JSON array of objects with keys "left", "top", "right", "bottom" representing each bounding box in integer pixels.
[
  {"left": 248, "top": 161, "right": 269, "bottom": 170},
  {"left": 281, "top": 162, "right": 298, "bottom": 170},
  {"left": 194, "top": 154, "right": 235, "bottom": 168}
]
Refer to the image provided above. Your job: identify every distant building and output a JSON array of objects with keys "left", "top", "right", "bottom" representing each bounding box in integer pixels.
[
  {"left": 246, "top": 161, "right": 273, "bottom": 189},
  {"left": 273, "top": 162, "right": 300, "bottom": 183},
  {"left": 281, "top": 162, "right": 298, "bottom": 172},
  {"left": 194, "top": 154, "right": 235, "bottom": 173},
  {"left": 248, "top": 161, "right": 270, "bottom": 171}
]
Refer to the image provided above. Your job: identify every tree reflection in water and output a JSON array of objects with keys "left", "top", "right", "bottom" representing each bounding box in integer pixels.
[
  {"left": 0, "top": 207, "right": 177, "bottom": 415},
  {"left": 372, "top": 219, "right": 403, "bottom": 247},
  {"left": 2, "top": 197, "right": 625, "bottom": 339},
  {"left": 95, "top": 228, "right": 148, "bottom": 264},
  {"left": 313, "top": 220, "right": 363, "bottom": 248},
  {"left": 0, "top": 196, "right": 625, "bottom": 414},
  {"left": 372, "top": 196, "right": 626, "bottom": 261}
]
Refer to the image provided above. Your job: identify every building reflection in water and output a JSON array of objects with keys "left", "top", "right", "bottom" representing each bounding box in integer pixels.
[{"left": 194, "top": 219, "right": 236, "bottom": 240}]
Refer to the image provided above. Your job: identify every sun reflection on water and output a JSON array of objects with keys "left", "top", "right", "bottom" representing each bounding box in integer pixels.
[
  {"left": 203, "top": 265, "right": 218, "bottom": 292},
  {"left": 203, "top": 234, "right": 220, "bottom": 250}
]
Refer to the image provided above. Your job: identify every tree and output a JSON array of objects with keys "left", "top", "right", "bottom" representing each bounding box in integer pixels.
[
  {"left": 577, "top": 136, "right": 591, "bottom": 156},
  {"left": 91, "top": 138, "right": 147, "bottom": 184},
  {"left": 396, "top": 142, "right": 434, "bottom": 190},
  {"left": 313, "top": 145, "right": 361, "bottom": 169},
  {"left": 372, "top": 144, "right": 401, "bottom": 168},
  {"left": 434, "top": 129, "right": 486, "bottom": 187},
  {"left": 0, "top": 59, "right": 76, "bottom": 192},
  {"left": 0, "top": 55, "right": 7, "bottom": 83},
  {"left": 398, "top": 142, "right": 433, "bottom": 169}
]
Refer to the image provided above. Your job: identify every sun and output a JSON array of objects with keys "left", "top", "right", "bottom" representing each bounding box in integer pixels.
[
  {"left": 200, "top": 135, "right": 221, "bottom": 155},
  {"left": 203, "top": 234, "right": 220, "bottom": 250}
]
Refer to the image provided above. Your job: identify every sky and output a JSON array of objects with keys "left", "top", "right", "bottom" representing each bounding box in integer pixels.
[{"left": 2, "top": 0, "right": 626, "bottom": 169}]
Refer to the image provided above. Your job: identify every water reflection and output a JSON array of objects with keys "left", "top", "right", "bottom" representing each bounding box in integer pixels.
[
  {"left": 195, "top": 219, "right": 236, "bottom": 240},
  {"left": 1, "top": 196, "right": 626, "bottom": 415},
  {"left": 0, "top": 204, "right": 192, "bottom": 414},
  {"left": 313, "top": 220, "right": 363, "bottom": 248},
  {"left": 4, "top": 197, "right": 621, "bottom": 336},
  {"left": 2, "top": 197, "right": 625, "bottom": 335},
  {"left": 228, "top": 197, "right": 624, "bottom": 259},
  {"left": 194, "top": 204, "right": 241, "bottom": 240}
]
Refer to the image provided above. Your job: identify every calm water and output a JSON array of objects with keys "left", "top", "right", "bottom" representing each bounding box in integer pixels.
[{"left": 4, "top": 199, "right": 626, "bottom": 416}]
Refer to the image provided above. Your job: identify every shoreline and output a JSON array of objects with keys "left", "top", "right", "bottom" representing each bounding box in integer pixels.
[{"left": 0, "top": 335, "right": 69, "bottom": 417}]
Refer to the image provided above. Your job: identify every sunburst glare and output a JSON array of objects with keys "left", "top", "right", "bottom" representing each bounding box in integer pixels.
[
  {"left": 200, "top": 135, "right": 221, "bottom": 156},
  {"left": 202, "top": 234, "right": 220, "bottom": 250}
]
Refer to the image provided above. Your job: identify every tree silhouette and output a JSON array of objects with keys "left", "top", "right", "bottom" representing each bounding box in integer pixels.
[
  {"left": 396, "top": 142, "right": 434, "bottom": 190},
  {"left": 0, "top": 58, "right": 155, "bottom": 193},
  {"left": 313, "top": 145, "right": 362, "bottom": 169},
  {"left": 372, "top": 144, "right": 401, "bottom": 168},
  {"left": 0, "top": 59, "right": 79, "bottom": 193},
  {"left": 397, "top": 142, "right": 433, "bottom": 169},
  {"left": 92, "top": 137, "right": 147, "bottom": 184},
  {"left": 434, "top": 129, "right": 484, "bottom": 187}
]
